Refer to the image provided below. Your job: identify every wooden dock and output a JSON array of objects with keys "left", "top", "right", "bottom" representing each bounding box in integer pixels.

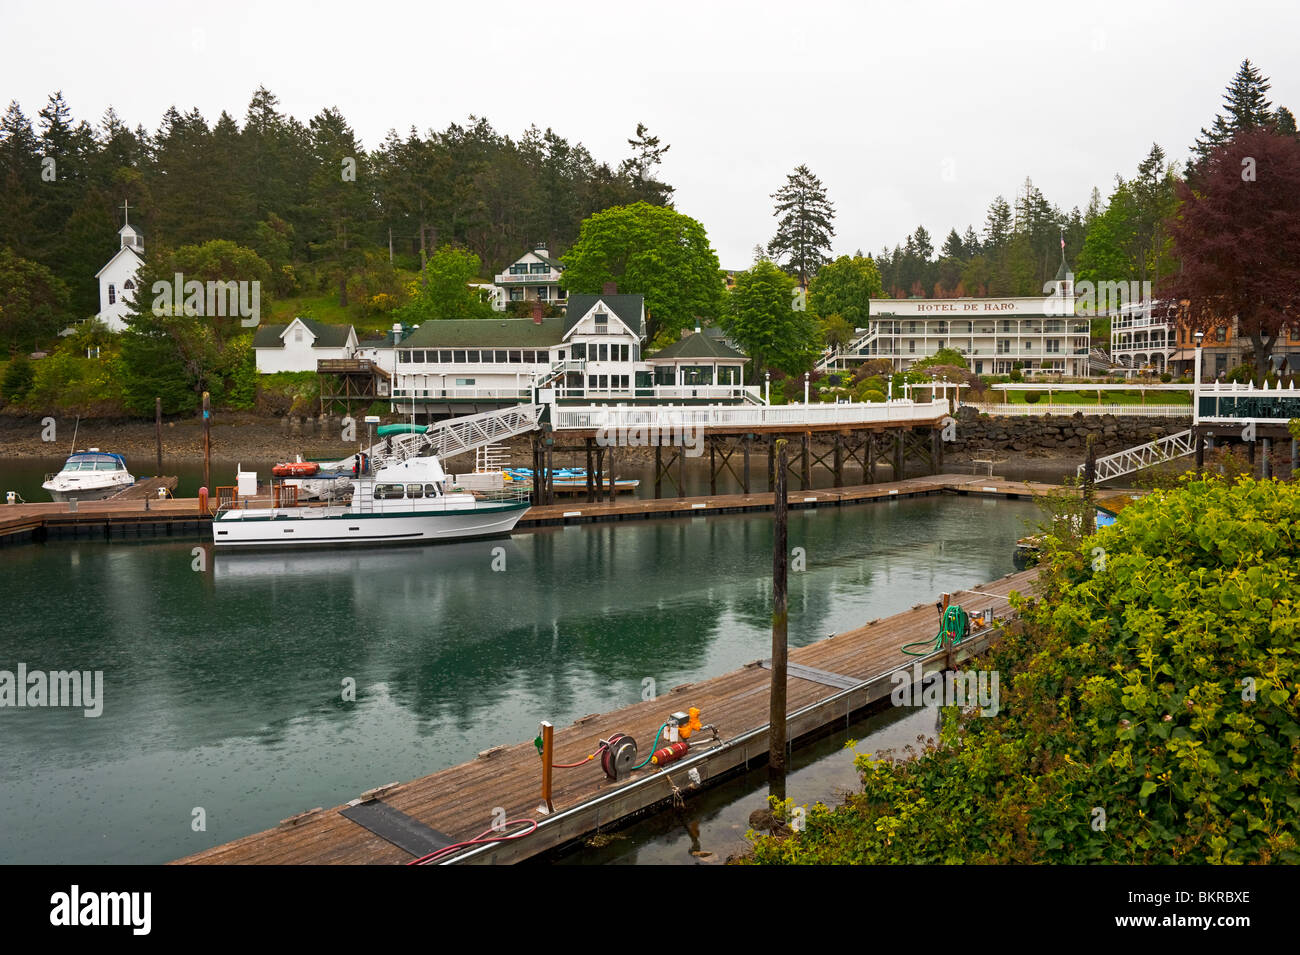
[
  {"left": 0, "top": 474, "right": 1122, "bottom": 545},
  {"left": 174, "top": 567, "right": 1039, "bottom": 865},
  {"left": 105, "top": 475, "right": 179, "bottom": 500},
  {"left": 516, "top": 473, "right": 1096, "bottom": 527}
]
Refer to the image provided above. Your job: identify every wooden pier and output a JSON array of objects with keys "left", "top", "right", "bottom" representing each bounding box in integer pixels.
[
  {"left": 173, "top": 567, "right": 1039, "bottom": 865},
  {"left": 0, "top": 475, "right": 1122, "bottom": 545}
]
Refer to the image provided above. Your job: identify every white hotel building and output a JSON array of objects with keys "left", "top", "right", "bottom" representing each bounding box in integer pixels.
[{"left": 824, "top": 272, "right": 1091, "bottom": 377}]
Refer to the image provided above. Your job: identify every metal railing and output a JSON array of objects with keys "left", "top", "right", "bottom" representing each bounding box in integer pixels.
[
  {"left": 552, "top": 398, "right": 950, "bottom": 431},
  {"left": 366, "top": 404, "right": 543, "bottom": 470},
  {"left": 1078, "top": 430, "right": 1196, "bottom": 483}
]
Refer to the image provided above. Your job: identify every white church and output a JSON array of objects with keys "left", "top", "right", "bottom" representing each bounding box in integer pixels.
[{"left": 93, "top": 205, "right": 145, "bottom": 332}]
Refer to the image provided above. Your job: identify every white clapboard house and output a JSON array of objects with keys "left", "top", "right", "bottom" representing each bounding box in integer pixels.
[
  {"left": 389, "top": 292, "right": 754, "bottom": 419},
  {"left": 254, "top": 317, "right": 359, "bottom": 373}
]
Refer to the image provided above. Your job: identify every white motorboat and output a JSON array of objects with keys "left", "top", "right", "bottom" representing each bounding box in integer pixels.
[
  {"left": 212, "top": 454, "right": 530, "bottom": 548},
  {"left": 42, "top": 450, "right": 135, "bottom": 502}
]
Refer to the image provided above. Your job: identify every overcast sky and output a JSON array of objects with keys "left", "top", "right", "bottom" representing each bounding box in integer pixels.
[{"left": 3, "top": 0, "right": 1297, "bottom": 268}]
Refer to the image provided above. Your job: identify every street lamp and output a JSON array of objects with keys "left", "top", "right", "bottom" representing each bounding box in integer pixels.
[
  {"left": 1193, "top": 330, "right": 1204, "bottom": 429},
  {"left": 804, "top": 372, "right": 810, "bottom": 405},
  {"left": 765, "top": 370, "right": 771, "bottom": 405}
]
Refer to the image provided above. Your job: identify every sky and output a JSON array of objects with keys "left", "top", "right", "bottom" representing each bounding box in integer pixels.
[{"left": 3, "top": 0, "right": 1298, "bottom": 268}]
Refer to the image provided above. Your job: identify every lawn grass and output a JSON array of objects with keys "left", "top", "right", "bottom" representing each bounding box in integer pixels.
[{"left": 994, "top": 389, "right": 1192, "bottom": 405}]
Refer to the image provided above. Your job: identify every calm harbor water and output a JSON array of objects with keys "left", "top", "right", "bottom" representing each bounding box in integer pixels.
[{"left": 0, "top": 495, "right": 1038, "bottom": 864}]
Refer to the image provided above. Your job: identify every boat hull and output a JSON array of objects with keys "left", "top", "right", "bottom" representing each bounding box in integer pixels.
[
  {"left": 43, "top": 478, "right": 135, "bottom": 503},
  {"left": 212, "top": 501, "right": 529, "bottom": 548}
]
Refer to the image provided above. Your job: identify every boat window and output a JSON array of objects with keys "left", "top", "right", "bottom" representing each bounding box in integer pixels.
[
  {"left": 374, "top": 484, "right": 404, "bottom": 499},
  {"left": 424, "top": 484, "right": 439, "bottom": 497},
  {"left": 405, "top": 484, "right": 423, "bottom": 498},
  {"left": 96, "top": 462, "right": 119, "bottom": 470}
]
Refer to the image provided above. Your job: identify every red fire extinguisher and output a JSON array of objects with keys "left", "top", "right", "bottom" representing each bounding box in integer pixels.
[{"left": 651, "top": 741, "right": 690, "bottom": 767}]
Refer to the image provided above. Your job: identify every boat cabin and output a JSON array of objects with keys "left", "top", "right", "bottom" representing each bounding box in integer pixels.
[{"left": 59, "top": 451, "right": 129, "bottom": 473}]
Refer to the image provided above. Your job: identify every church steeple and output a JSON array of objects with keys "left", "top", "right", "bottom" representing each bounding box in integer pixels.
[{"left": 118, "top": 201, "right": 143, "bottom": 253}]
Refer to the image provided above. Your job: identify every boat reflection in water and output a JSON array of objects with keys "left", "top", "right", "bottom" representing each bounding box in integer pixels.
[{"left": 211, "top": 538, "right": 525, "bottom": 583}]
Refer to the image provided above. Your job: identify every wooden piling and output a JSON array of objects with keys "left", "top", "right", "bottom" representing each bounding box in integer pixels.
[
  {"left": 769, "top": 439, "right": 789, "bottom": 794},
  {"left": 800, "top": 432, "right": 811, "bottom": 489},
  {"left": 743, "top": 434, "right": 751, "bottom": 494},
  {"left": 155, "top": 397, "right": 163, "bottom": 477},
  {"left": 201, "top": 391, "right": 211, "bottom": 492},
  {"left": 654, "top": 444, "right": 663, "bottom": 500},
  {"left": 585, "top": 439, "right": 594, "bottom": 504}
]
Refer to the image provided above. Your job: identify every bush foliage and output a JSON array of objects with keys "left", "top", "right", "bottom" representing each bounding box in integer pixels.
[{"left": 747, "top": 476, "right": 1300, "bottom": 864}]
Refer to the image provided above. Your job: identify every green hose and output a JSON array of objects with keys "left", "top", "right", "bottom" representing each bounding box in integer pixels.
[
  {"left": 902, "top": 604, "right": 970, "bottom": 656},
  {"left": 630, "top": 723, "right": 669, "bottom": 770}
]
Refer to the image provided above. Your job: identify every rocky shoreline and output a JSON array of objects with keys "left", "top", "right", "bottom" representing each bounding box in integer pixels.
[{"left": 0, "top": 410, "right": 1095, "bottom": 468}]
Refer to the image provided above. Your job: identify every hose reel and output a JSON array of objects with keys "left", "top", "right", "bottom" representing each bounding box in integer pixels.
[{"left": 600, "top": 733, "right": 638, "bottom": 780}]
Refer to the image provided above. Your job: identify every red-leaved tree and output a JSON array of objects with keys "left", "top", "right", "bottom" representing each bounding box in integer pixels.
[{"left": 1162, "top": 127, "right": 1300, "bottom": 383}]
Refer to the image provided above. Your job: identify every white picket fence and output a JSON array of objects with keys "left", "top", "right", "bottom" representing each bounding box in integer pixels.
[{"left": 962, "top": 402, "right": 1192, "bottom": 418}]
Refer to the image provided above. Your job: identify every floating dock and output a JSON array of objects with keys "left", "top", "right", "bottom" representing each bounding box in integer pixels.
[
  {"left": 172, "top": 567, "right": 1038, "bottom": 865},
  {"left": 0, "top": 474, "right": 1123, "bottom": 545}
]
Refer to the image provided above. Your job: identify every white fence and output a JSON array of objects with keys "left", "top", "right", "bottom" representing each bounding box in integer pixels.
[
  {"left": 962, "top": 402, "right": 1192, "bottom": 418},
  {"left": 553, "top": 398, "right": 951, "bottom": 431}
]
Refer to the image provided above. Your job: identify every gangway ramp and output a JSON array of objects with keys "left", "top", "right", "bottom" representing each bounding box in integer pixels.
[
  {"left": 1077, "top": 428, "right": 1195, "bottom": 484},
  {"left": 364, "top": 404, "right": 543, "bottom": 469}
]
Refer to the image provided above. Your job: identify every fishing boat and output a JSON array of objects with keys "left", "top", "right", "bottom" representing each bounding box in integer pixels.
[
  {"left": 212, "top": 453, "right": 530, "bottom": 549},
  {"left": 42, "top": 450, "right": 135, "bottom": 502}
]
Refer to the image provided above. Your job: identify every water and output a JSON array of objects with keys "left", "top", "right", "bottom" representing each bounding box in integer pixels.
[
  {"left": 554, "top": 704, "right": 941, "bottom": 865},
  {"left": 0, "top": 496, "right": 1038, "bottom": 864}
]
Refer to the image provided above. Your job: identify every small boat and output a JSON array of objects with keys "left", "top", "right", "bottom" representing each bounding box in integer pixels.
[
  {"left": 271, "top": 462, "right": 320, "bottom": 477},
  {"left": 212, "top": 453, "right": 530, "bottom": 549},
  {"left": 42, "top": 450, "right": 135, "bottom": 502}
]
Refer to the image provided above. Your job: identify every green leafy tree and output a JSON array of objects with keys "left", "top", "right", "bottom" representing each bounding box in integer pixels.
[
  {"left": 808, "top": 254, "right": 883, "bottom": 328},
  {"left": 1, "top": 352, "right": 34, "bottom": 402},
  {"left": 818, "top": 313, "right": 854, "bottom": 350},
  {"left": 0, "top": 246, "right": 73, "bottom": 352},
  {"left": 561, "top": 202, "right": 725, "bottom": 341},
  {"left": 767, "top": 164, "right": 835, "bottom": 286},
  {"left": 723, "top": 260, "right": 819, "bottom": 381},
  {"left": 394, "top": 244, "right": 494, "bottom": 322}
]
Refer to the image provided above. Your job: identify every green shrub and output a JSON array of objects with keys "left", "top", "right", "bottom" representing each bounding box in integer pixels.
[
  {"left": 747, "top": 476, "right": 1300, "bottom": 865},
  {"left": 859, "top": 389, "right": 886, "bottom": 403},
  {"left": 1024, "top": 390, "right": 1041, "bottom": 404},
  {"left": 1, "top": 354, "right": 34, "bottom": 403},
  {"left": 1009, "top": 368, "right": 1023, "bottom": 383},
  {"left": 1160, "top": 372, "right": 1173, "bottom": 383}
]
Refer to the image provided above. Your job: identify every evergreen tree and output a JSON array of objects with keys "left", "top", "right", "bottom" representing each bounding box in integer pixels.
[
  {"left": 767, "top": 164, "right": 835, "bottom": 285},
  {"left": 620, "top": 122, "right": 673, "bottom": 206},
  {"left": 1190, "top": 59, "right": 1289, "bottom": 177}
]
